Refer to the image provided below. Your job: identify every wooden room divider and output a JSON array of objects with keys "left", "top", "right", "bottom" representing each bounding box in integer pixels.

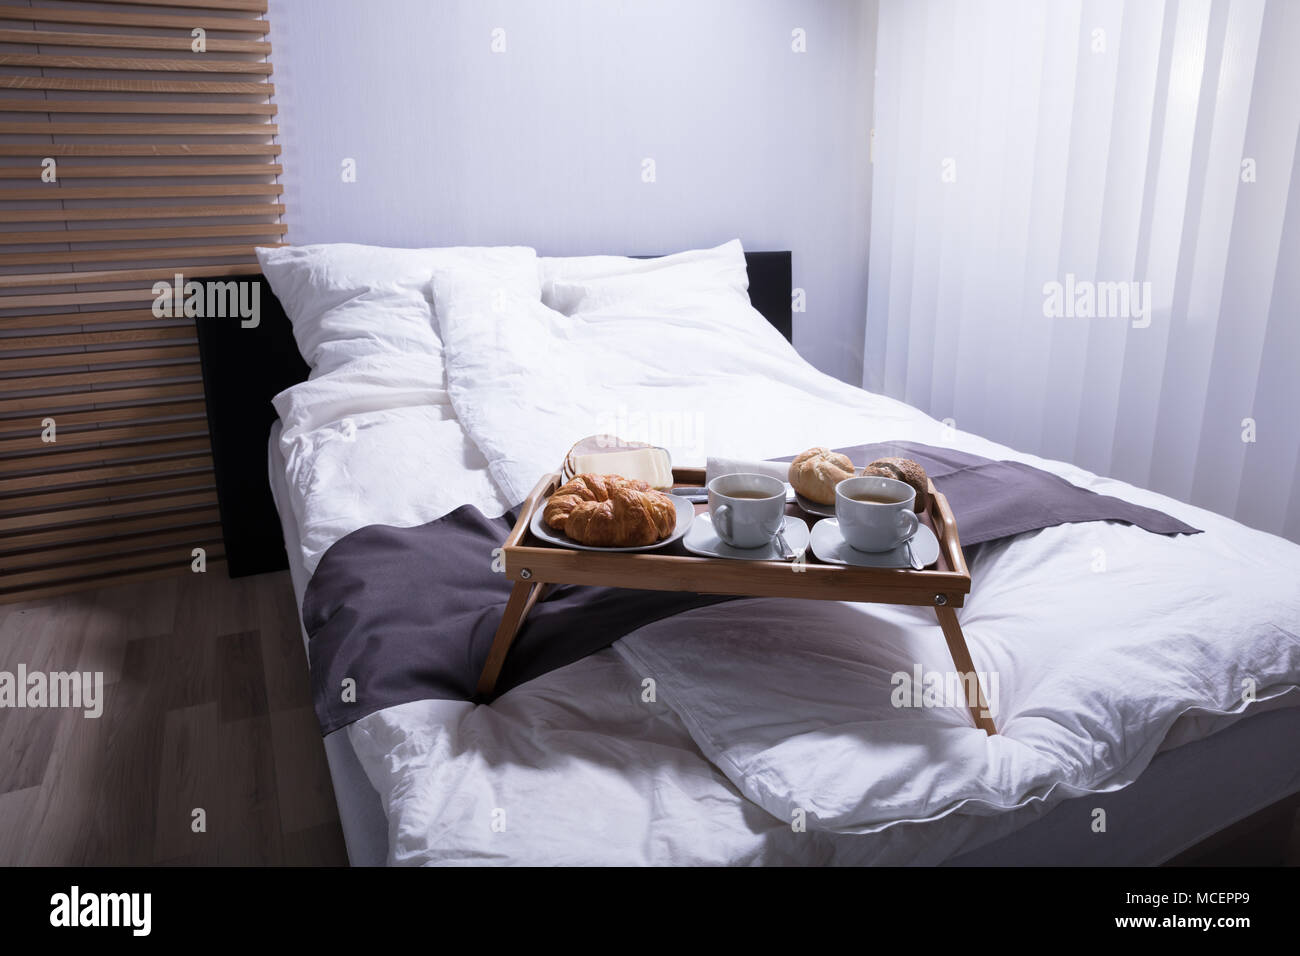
[{"left": 0, "top": 0, "right": 284, "bottom": 602}]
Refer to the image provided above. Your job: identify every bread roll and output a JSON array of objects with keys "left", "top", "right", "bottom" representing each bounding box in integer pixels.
[
  {"left": 788, "top": 447, "right": 856, "bottom": 505},
  {"left": 863, "top": 457, "right": 929, "bottom": 512}
]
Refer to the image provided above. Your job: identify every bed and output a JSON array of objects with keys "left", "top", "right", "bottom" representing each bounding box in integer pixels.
[{"left": 196, "top": 240, "right": 1300, "bottom": 865}]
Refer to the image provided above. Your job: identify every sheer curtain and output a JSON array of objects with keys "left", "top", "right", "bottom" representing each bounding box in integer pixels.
[{"left": 865, "top": 0, "right": 1300, "bottom": 542}]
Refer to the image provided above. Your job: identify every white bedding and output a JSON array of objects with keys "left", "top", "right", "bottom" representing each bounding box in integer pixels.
[
  {"left": 272, "top": 242, "right": 1300, "bottom": 864},
  {"left": 272, "top": 353, "right": 508, "bottom": 575}
]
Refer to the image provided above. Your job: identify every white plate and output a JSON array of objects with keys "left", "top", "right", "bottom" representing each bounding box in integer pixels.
[
  {"left": 529, "top": 493, "right": 695, "bottom": 552},
  {"left": 794, "top": 492, "right": 837, "bottom": 517},
  {"left": 808, "top": 518, "right": 940, "bottom": 569},
  {"left": 683, "top": 513, "right": 810, "bottom": 561}
]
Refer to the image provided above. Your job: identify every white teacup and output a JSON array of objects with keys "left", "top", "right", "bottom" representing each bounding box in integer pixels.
[
  {"left": 707, "top": 473, "right": 785, "bottom": 549},
  {"left": 835, "top": 476, "right": 920, "bottom": 552}
]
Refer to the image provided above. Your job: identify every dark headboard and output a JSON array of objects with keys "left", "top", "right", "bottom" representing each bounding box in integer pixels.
[{"left": 195, "top": 250, "right": 792, "bottom": 577}]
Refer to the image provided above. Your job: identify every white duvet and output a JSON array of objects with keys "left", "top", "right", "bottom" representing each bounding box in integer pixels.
[{"left": 272, "top": 242, "right": 1300, "bottom": 864}]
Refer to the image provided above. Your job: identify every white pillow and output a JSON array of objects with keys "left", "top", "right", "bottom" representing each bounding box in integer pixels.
[
  {"left": 542, "top": 239, "right": 792, "bottom": 352},
  {"left": 257, "top": 243, "right": 540, "bottom": 377},
  {"left": 539, "top": 239, "right": 749, "bottom": 314}
]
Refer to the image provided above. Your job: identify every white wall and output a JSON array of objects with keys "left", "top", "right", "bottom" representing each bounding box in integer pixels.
[{"left": 266, "top": 0, "right": 877, "bottom": 381}]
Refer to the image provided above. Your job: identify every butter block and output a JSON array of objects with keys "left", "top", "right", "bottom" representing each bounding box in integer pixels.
[{"left": 570, "top": 446, "right": 673, "bottom": 490}]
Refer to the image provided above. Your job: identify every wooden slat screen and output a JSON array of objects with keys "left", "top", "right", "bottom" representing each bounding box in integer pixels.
[{"left": 0, "top": 0, "right": 283, "bottom": 602}]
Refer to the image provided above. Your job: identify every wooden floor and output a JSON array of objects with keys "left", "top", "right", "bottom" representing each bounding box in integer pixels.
[{"left": 0, "top": 569, "right": 348, "bottom": 865}]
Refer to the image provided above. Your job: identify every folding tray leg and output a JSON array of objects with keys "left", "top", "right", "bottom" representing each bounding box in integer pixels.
[
  {"left": 935, "top": 605, "right": 997, "bottom": 735},
  {"left": 476, "top": 580, "right": 550, "bottom": 699}
]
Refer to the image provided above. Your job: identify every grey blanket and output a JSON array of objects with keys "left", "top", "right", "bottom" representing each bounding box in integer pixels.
[
  {"left": 799, "top": 442, "right": 1199, "bottom": 545},
  {"left": 302, "top": 441, "right": 1199, "bottom": 734}
]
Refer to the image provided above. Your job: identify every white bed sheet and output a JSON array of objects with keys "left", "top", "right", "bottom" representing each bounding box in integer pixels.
[
  {"left": 271, "top": 353, "right": 509, "bottom": 575},
  {"left": 271, "top": 425, "right": 1300, "bottom": 865},
  {"left": 271, "top": 388, "right": 1300, "bottom": 864}
]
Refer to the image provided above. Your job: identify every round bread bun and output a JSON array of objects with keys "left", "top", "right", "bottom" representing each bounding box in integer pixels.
[
  {"left": 788, "top": 447, "right": 856, "bottom": 505},
  {"left": 863, "top": 457, "right": 929, "bottom": 512}
]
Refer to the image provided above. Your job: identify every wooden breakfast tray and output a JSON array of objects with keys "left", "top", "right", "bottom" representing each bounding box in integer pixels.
[{"left": 477, "top": 467, "right": 995, "bottom": 734}]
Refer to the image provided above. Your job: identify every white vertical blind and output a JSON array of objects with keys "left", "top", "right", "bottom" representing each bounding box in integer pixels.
[{"left": 866, "top": 0, "right": 1300, "bottom": 542}]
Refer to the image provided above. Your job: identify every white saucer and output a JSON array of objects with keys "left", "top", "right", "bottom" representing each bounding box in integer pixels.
[
  {"left": 683, "top": 513, "right": 810, "bottom": 561},
  {"left": 529, "top": 494, "right": 694, "bottom": 552},
  {"left": 808, "top": 518, "right": 940, "bottom": 568}
]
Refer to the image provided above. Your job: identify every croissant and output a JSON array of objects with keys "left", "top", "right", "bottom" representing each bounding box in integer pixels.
[{"left": 543, "top": 473, "right": 677, "bottom": 547}]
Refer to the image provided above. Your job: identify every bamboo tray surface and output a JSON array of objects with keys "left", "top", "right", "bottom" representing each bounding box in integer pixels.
[
  {"left": 483, "top": 467, "right": 993, "bottom": 734},
  {"left": 503, "top": 467, "right": 971, "bottom": 609}
]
